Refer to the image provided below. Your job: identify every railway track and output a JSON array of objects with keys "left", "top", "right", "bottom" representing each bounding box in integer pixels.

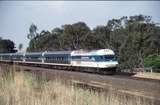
[{"left": 0, "top": 63, "right": 160, "bottom": 105}]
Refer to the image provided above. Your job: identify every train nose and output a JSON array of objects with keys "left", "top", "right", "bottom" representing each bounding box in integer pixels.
[
  {"left": 114, "top": 61, "right": 118, "bottom": 65},
  {"left": 105, "top": 61, "right": 118, "bottom": 67}
]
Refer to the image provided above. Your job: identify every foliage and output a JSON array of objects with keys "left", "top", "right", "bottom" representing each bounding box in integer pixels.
[
  {"left": 144, "top": 54, "right": 160, "bottom": 68},
  {"left": 27, "top": 14, "right": 160, "bottom": 70},
  {"left": 27, "top": 23, "right": 38, "bottom": 40},
  {"left": 18, "top": 43, "right": 23, "bottom": 51},
  {"left": 0, "top": 38, "right": 17, "bottom": 53}
]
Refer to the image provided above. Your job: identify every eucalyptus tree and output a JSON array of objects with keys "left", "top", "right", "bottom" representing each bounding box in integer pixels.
[
  {"left": 27, "top": 24, "right": 39, "bottom": 52},
  {"left": 92, "top": 25, "right": 111, "bottom": 49},
  {"left": 18, "top": 43, "right": 23, "bottom": 52},
  {"left": 62, "top": 22, "right": 91, "bottom": 50},
  {"left": 27, "top": 23, "right": 38, "bottom": 39},
  {"left": 0, "top": 39, "right": 17, "bottom": 53}
]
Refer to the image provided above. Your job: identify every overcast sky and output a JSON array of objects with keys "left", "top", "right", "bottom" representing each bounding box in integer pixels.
[{"left": 0, "top": 1, "right": 160, "bottom": 51}]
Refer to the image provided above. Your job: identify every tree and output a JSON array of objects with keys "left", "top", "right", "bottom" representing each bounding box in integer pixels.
[
  {"left": 0, "top": 39, "right": 17, "bottom": 53},
  {"left": 18, "top": 43, "right": 23, "bottom": 52},
  {"left": 62, "top": 22, "right": 91, "bottom": 50},
  {"left": 104, "top": 14, "right": 159, "bottom": 70},
  {"left": 27, "top": 23, "right": 39, "bottom": 52},
  {"left": 92, "top": 25, "right": 111, "bottom": 49},
  {"left": 27, "top": 23, "right": 38, "bottom": 40},
  {"left": 144, "top": 54, "right": 160, "bottom": 69}
]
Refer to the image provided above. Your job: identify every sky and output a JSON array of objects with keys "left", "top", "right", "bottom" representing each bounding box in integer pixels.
[{"left": 0, "top": 1, "right": 160, "bottom": 51}]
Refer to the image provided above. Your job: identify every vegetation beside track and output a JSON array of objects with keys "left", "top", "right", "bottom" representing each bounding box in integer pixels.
[
  {"left": 26, "top": 14, "right": 160, "bottom": 71},
  {"left": 0, "top": 66, "right": 153, "bottom": 105},
  {"left": 144, "top": 54, "right": 160, "bottom": 69}
]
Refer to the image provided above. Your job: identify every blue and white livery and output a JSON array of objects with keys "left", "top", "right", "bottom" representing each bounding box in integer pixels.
[
  {"left": 0, "top": 49, "right": 118, "bottom": 73},
  {"left": 71, "top": 49, "right": 118, "bottom": 68}
]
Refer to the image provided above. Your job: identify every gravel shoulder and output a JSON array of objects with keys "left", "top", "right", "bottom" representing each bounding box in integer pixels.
[{"left": 133, "top": 72, "right": 160, "bottom": 80}]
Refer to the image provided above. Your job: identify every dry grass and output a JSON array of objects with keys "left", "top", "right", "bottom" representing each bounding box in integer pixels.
[
  {"left": 134, "top": 72, "right": 160, "bottom": 80},
  {"left": 0, "top": 68, "right": 153, "bottom": 105}
]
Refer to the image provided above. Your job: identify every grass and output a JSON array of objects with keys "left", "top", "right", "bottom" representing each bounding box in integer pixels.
[{"left": 0, "top": 65, "right": 154, "bottom": 105}]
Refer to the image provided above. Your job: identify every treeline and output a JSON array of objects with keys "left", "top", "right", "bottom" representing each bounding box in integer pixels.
[
  {"left": 27, "top": 15, "right": 160, "bottom": 70},
  {"left": 0, "top": 37, "right": 17, "bottom": 53}
]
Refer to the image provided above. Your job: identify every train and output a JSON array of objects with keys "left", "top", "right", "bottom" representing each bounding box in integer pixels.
[{"left": 0, "top": 49, "right": 118, "bottom": 74}]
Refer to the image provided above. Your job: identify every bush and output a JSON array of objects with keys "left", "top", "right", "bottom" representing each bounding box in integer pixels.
[{"left": 144, "top": 54, "right": 160, "bottom": 68}]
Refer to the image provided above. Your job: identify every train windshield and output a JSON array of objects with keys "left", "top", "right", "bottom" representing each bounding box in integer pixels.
[
  {"left": 93, "top": 55, "right": 117, "bottom": 61},
  {"left": 104, "top": 55, "right": 117, "bottom": 61}
]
